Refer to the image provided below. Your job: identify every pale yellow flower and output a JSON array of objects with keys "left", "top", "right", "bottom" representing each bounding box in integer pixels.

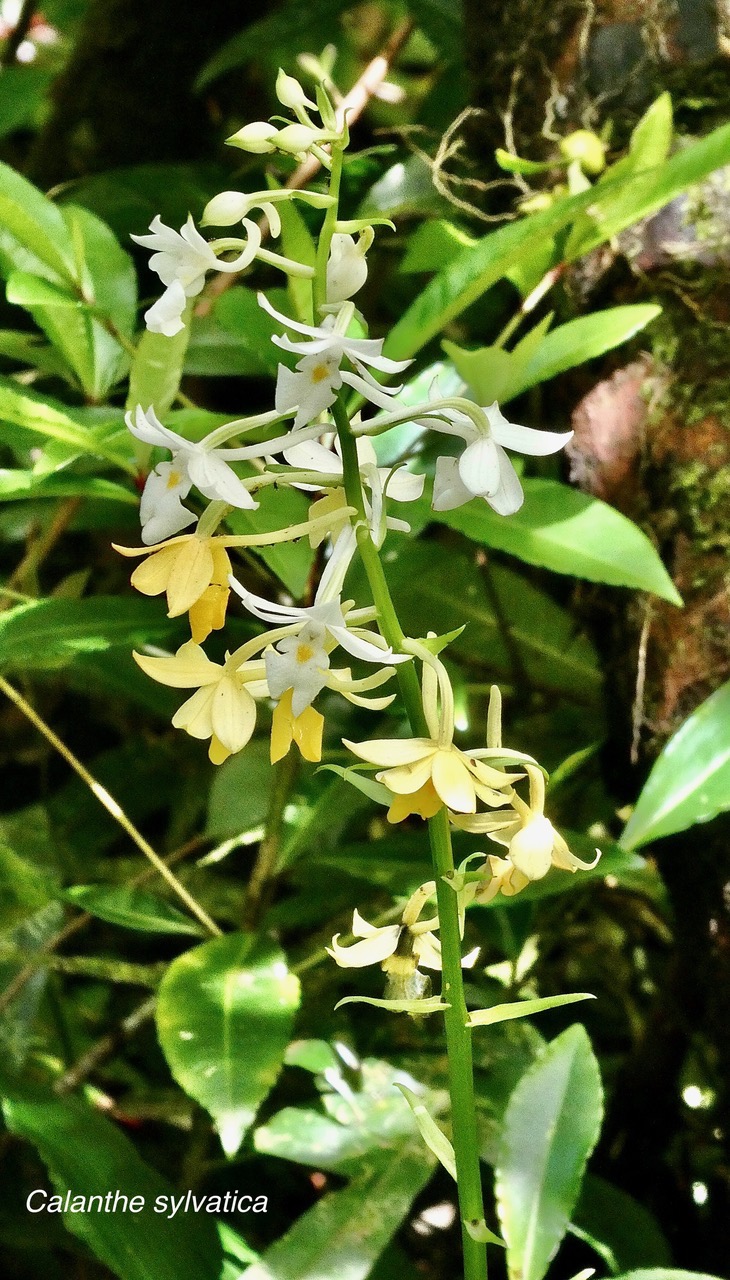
[
  {"left": 475, "top": 766, "right": 600, "bottom": 903},
  {"left": 133, "top": 640, "right": 267, "bottom": 765},
  {"left": 115, "top": 534, "right": 232, "bottom": 643},
  {"left": 343, "top": 735, "right": 513, "bottom": 816},
  {"left": 270, "top": 687, "right": 324, "bottom": 764}
]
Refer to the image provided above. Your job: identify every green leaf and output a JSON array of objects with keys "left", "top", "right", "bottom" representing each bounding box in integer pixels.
[
  {"left": 284, "top": 1039, "right": 339, "bottom": 1074},
  {"left": 185, "top": 287, "right": 282, "bottom": 379},
  {"left": 495, "top": 1025, "right": 604, "bottom": 1280},
  {"left": 156, "top": 932, "right": 300, "bottom": 1156},
  {"left": 0, "top": 845, "right": 55, "bottom": 931},
  {"left": 256, "top": 1058, "right": 435, "bottom": 1174},
  {"left": 0, "top": 67, "right": 53, "bottom": 138},
  {"left": 206, "top": 740, "right": 272, "bottom": 838},
  {"left": 572, "top": 1174, "right": 672, "bottom": 1273},
  {"left": 385, "top": 118, "right": 730, "bottom": 361},
  {"left": 6, "top": 271, "right": 82, "bottom": 308},
  {"left": 0, "top": 161, "right": 76, "bottom": 283},
  {"left": 277, "top": 200, "right": 316, "bottom": 325},
  {"left": 400, "top": 219, "right": 476, "bottom": 275},
  {"left": 468, "top": 994, "right": 595, "bottom": 1029},
  {"left": 0, "top": 376, "right": 115, "bottom": 459},
  {"left": 359, "top": 154, "right": 449, "bottom": 220},
  {"left": 226, "top": 484, "right": 316, "bottom": 598},
  {"left": 620, "top": 680, "right": 730, "bottom": 849},
  {"left": 433, "top": 479, "right": 681, "bottom": 604},
  {"left": 128, "top": 319, "right": 192, "bottom": 417},
  {"left": 62, "top": 885, "right": 206, "bottom": 936},
  {"left": 241, "top": 1148, "right": 434, "bottom": 1280},
  {"left": 0, "top": 469, "right": 136, "bottom": 504},
  {"left": 317, "top": 763, "right": 392, "bottom": 807},
  {"left": 396, "top": 1083, "right": 457, "bottom": 1180},
  {"left": 0, "top": 597, "right": 178, "bottom": 673},
  {"left": 380, "top": 539, "right": 602, "bottom": 702},
  {"left": 1, "top": 1083, "right": 223, "bottom": 1280},
  {"left": 446, "top": 305, "right": 660, "bottom": 404}
]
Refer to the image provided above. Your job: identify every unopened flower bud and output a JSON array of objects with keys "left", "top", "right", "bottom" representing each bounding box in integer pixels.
[
  {"left": 227, "top": 122, "right": 278, "bottom": 154},
  {"left": 275, "top": 123, "right": 324, "bottom": 155},
  {"left": 202, "top": 191, "right": 251, "bottom": 226},
  {"left": 276, "top": 68, "right": 315, "bottom": 111}
]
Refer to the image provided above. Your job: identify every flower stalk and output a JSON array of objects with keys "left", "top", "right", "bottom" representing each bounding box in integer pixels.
[{"left": 331, "top": 394, "right": 488, "bottom": 1279}]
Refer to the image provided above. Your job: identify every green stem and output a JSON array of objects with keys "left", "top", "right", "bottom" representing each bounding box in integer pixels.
[
  {"left": 332, "top": 394, "right": 487, "bottom": 1280},
  {"left": 313, "top": 145, "right": 344, "bottom": 312}
]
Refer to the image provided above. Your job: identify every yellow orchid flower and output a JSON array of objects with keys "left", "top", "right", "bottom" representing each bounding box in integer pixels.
[
  {"left": 115, "top": 534, "right": 232, "bottom": 644},
  {"left": 344, "top": 653, "right": 515, "bottom": 818},
  {"left": 475, "top": 765, "right": 600, "bottom": 902},
  {"left": 133, "top": 640, "right": 267, "bottom": 765},
  {"left": 270, "top": 688, "right": 324, "bottom": 764}
]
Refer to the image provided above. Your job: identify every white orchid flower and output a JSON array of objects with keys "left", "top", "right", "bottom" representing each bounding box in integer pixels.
[
  {"left": 229, "top": 526, "right": 408, "bottom": 667},
  {"left": 328, "top": 882, "right": 478, "bottom": 976},
  {"left": 265, "top": 619, "right": 331, "bottom": 717},
  {"left": 132, "top": 214, "right": 261, "bottom": 336},
  {"left": 127, "top": 406, "right": 259, "bottom": 541},
  {"left": 258, "top": 293, "right": 411, "bottom": 429},
  {"left": 421, "top": 400, "right": 572, "bottom": 517},
  {"left": 326, "top": 230, "right": 373, "bottom": 303},
  {"left": 282, "top": 435, "right": 424, "bottom": 546}
]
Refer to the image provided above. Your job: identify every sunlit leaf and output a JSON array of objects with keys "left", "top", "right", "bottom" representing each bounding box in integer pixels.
[
  {"left": 468, "top": 994, "right": 595, "bottom": 1029},
  {"left": 620, "top": 680, "right": 730, "bottom": 849},
  {"left": 496, "top": 1025, "right": 604, "bottom": 1280},
  {"left": 433, "top": 479, "right": 681, "bottom": 604},
  {"left": 156, "top": 932, "right": 300, "bottom": 1156}
]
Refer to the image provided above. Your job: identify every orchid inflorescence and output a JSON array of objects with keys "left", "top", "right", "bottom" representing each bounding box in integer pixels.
[{"left": 118, "top": 65, "right": 598, "bottom": 989}]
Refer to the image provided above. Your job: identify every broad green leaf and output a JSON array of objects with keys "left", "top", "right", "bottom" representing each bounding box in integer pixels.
[
  {"left": 0, "top": 469, "right": 136, "bottom": 504},
  {"left": 185, "top": 287, "right": 282, "bottom": 379},
  {"left": 359, "top": 154, "right": 449, "bottom": 220},
  {"left": 0, "top": 327, "right": 73, "bottom": 379},
  {"left": 256, "top": 1058, "right": 444, "bottom": 1176},
  {"left": 241, "top": 1148, "right": 434, "bottom": 1280},
  {"left": 620, "top": 680, "right": 730, "bottom": 849},
  {"left": 0, "top": 161, "right": 75, "bottom": 282},
  {"left": 284, "top": 1039, "right": 339, "bottom": 1074},
  {"left": 433, "top": 479, "right": 681, "bottom": 604},
  {"left": 226, "top": 484, "right": 316, "bottom": 598},
  {"left": 156, "top": 932, "right": 300, "bottom": 1155},
  {"left": 1, "top": 1083, "right": 222, "bottom": 1280},
  {"left": 63, "top": 204, "right": 137, "bottom": 337},
  {"left": 385, "top": 118, "right": 730, "bottom": 360},
  {"left": 571, "top": 1174, "right": 672, "bottom": 1273},
  {"left": 468, "top": 993, "right": 595, "bottom": 1029},
  {"left": 0, "top": 597, "right": 178, "bottom": 673},
  {"left": 0, "top": 376, "right": 100, "bottom": 455},
  {"left": 378, "top": 539, "right": 602, "bottom": 702},
  {"left": 0, "top": 845, "right": 55, "bottom": 931},
  {"left": 400, "top": 219, "right": 476, "bottom": 274},
  {"left": 278, "top": 199, "right": 316, "bottom": 325},
  {"left": 446, "top": 305, "right": 661, "bottom": 403},
  {"left": 205, "top": 740, "right": 272, "bottom": 838},
  {"left": 6, "top": 271, "right": 81, "bottom": 308},
  {"left": 62, "top": 885, "right": 206, "bottom": 936},
  {"left": 128, "top": 318, "right": 192, "bottom": 416},
  {"left": 496, "top": 1025, "right": 604, "bottom": 1280}
]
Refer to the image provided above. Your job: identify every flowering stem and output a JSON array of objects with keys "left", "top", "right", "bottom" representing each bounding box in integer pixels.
[{"left": 332, "top": 395, "right": 487, "bottom": 1280}]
